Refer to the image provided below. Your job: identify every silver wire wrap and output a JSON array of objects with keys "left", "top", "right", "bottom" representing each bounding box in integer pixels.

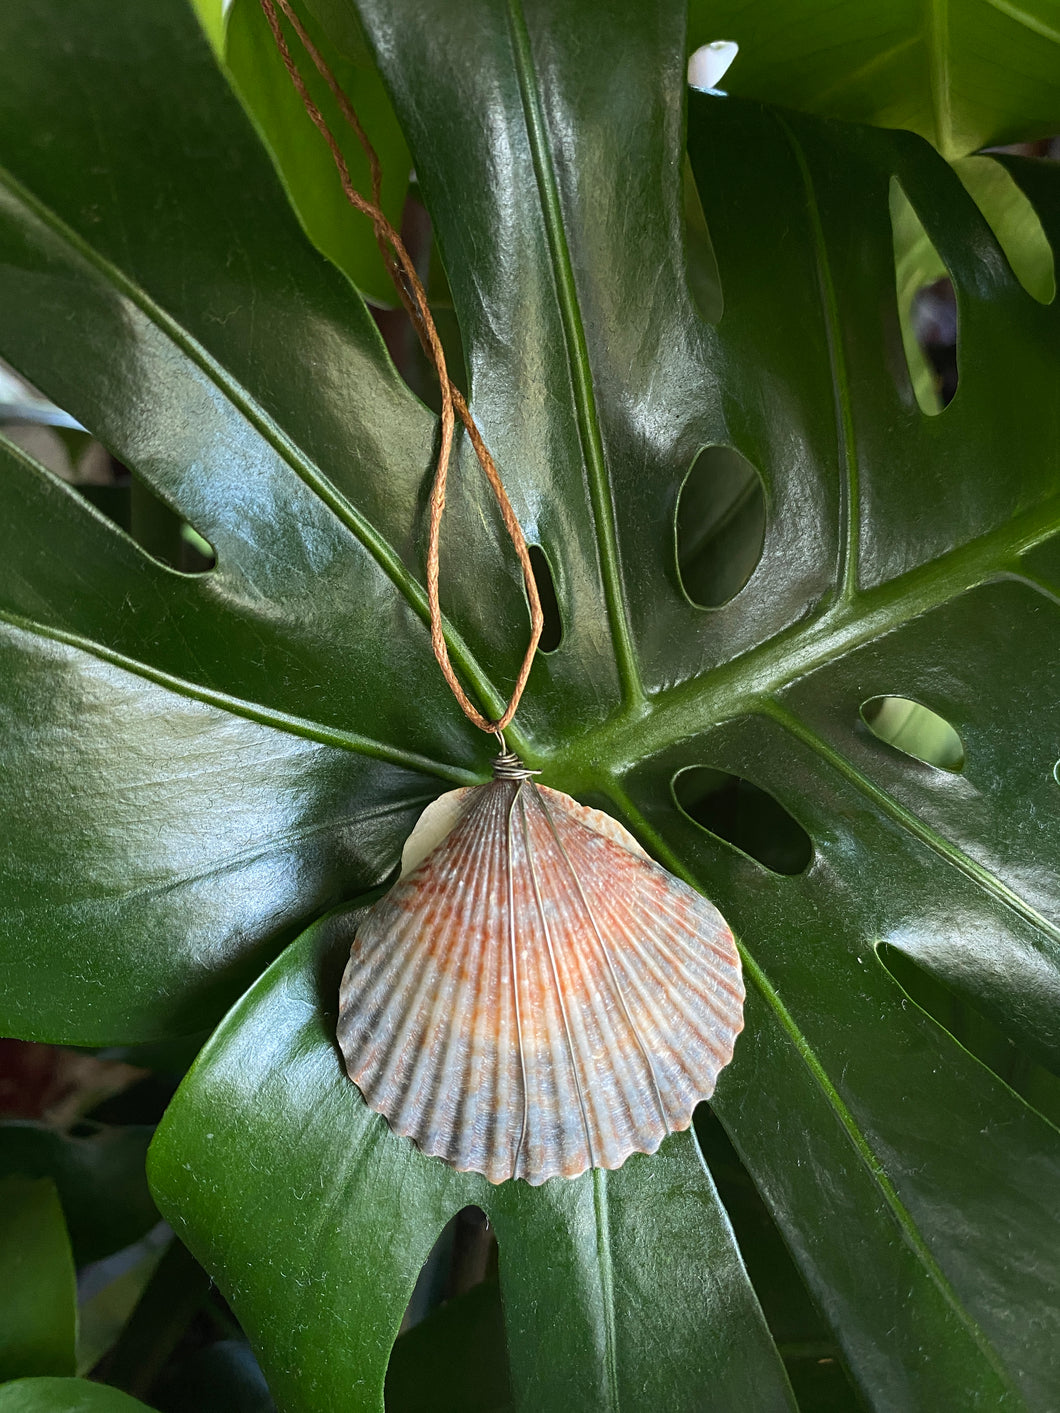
[{"left": 491, "top": 749, "right": 539, "bottom": 781}]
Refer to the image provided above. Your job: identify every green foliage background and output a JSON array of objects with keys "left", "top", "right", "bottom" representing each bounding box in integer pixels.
[{"left": 0, "top": 0, "right": 1058, "bottom": 1408}]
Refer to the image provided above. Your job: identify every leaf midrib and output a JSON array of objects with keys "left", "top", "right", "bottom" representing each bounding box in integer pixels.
[
  {"left": 0, "top": 157, "right": 516, "bottom": 745},
  {"left": 0, "top": 606, "right": 479, "bottom": 786},
  {"left": 581, "top": 491, "right": 1060, "bottom": 772},
  {"left": 981, "top": 0, "right": 1060, "bottom": 48},
  {"left": 777, "top": 114, "right": 860, "bottom": 602},
  {"left": 926, "top": 0, "right": 955, "bottom": 157},
  {"left": 591, "top": 1170, "right": 620, "bottom": 1413},
  {"left": 505, "top": 0, "right": 645, "bottom": 714}
]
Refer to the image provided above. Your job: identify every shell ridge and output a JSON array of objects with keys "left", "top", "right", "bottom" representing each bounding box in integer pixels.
[
  {"left": 529, "top": 802, "right": 743, "bottom": 1108},
  {"left": 344, "top": 786, "right": 498, "bottom": 1147},
  {"left": 600, "top": 856, "right": 742, "bottom": 1001},
  {"left": 360, "top": 837, "right": 477, "bottom": 1109},
  {"left": 338, "top": 902, "right": 418, "bottom": 1092},
  {"left": 397, "top": 790, "right": 495, "bottom": 1150},
  {"left": 536, "top": 784, "right": 649, "bottom": 859},
  {"left": 587, "top": 883, "right": 743, "bottom": 1085},
  {"left": 523, "top": 792, "right": 602, "bottom": 1174},
  {"left": 532, "top": 794, "right": 736, "bottom": 989},
  {"left": 395, "top": 819, "right": 483, "bottom": 1147},
  {"left": 442, "top": 785, "right": 518, "bottom": 1176},
  {"left": 522, "top": 844, "right": 641, "bottom": 1167},
  {"left": 588, "top": 873, "right": 742, "bottom": 1050},
  {"left": 522, "top": 793, "right": 661, "bottom": 1169},
  {"left": 352, "top": 880, "right": 454, "bottom": 1087},
  {"left": 522, "top": 795, "right": 666, "bottom": 1162},
  {"left": 517, "top": 784, "right": 596, "bottom": 1178},
  {"left": 348, "top": 802, "right": 490, "bottom": 1064},
  {"left": 623, "top": 880, "right": 746, "bottom": 1016},
  {"left": 505, "top": 782, "right": 531, "bottom": 1182},
  {"left": 530, "top": 784, "right": 671, "bottom": 1142},
  {"left": 626, "top": 876, "right": 744, "bottom": 990}
]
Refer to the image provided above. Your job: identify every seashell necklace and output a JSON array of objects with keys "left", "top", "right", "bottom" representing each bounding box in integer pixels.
[{"left": 263, "top": 0, "right": 744, "bottom": 1185}]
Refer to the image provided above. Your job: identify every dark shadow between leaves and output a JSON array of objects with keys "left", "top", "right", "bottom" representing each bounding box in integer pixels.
[
  {"left": 79, "top": 470, "right": 216, "bottom": 575},
  {"left": 674, "top": 766, "right": 813, "bottom": 875},
  {"left": 695, "top": 1106, "right": 867, "bottom": 1411},
  {"left": 676, "top": 446, "right": 766, "bottom": 608},
  {"left": 876, "top": 943, "right": 1060, "bottom": 1129},
  {"left": 889, "top": 178, "right": 959, "bottom": 416},
  {"left": 682, "top": 154, "right": 724, "bottom": 324},
  {"left": 527, "top": 544, "right": 562, "bottom": 653},
  {"left": 386, "top": 1207, "right": 511, "bottom": 1413}
]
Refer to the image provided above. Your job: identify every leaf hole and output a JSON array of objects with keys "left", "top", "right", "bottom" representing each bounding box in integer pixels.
[
  {"left": 890, "top": 179, "right": 959, "bottom": 414},
  {"left": 387, "top": 1206, "right": 511, "bottom": 1411},
  {"left": 398, "top": 1207, "right": 496, "bottom": 1334},
  {"left": 85, "top": 470, "right": 216, "bottom": 574},
  {"left": 1, "top": 362, "right": 215, "bottom": 573},
  {"left": 527, "top": 544, "right": 562, "bottom": 653},
  {"left": 676, "top": 446, "right": 766, "bottom": 607},
  {"left": 695, "top": 1106, "right": 863, "bottom": 1405},
  {"left": 673, "top": 767, "right": 812, "bottom": 875},
  {"left": 682, "top": 156, "right": 724, "bottom": 324},
  {"left": 877, "top": 944, "right": 1060, "bottom": 1128},
  {"left": 860, "top": 696, "right": 964, "bottom": 772},
  {"left": 956, "top": 155, "right": 1055, "bottom": 305},
  {"left": 38, "top": 451, "right": 216, "bottom": 571}
]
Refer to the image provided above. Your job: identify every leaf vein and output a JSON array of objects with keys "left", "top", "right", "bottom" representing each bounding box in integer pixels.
[
  {"left": 776, "top": 114, "right": 861, "bottom": 602},
  {"left": 0, "top": 607, "right": 478, "bottom": 785},
  {"left": 600, "top": 777, "right": 1018, "bottom": 1394},
  {"left": 0, "top": 157, "right": 507, "bottom": 733},
  {"left": 505, "top": 0, "right": 644, "bottom": 710}
]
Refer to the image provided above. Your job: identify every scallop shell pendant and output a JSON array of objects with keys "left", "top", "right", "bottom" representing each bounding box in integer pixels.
[{"left": 337, "top": 752, "right": 744, "bottom": 1185}]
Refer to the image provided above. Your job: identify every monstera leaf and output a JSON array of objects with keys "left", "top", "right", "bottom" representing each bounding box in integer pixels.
[
  {"left": 688, "top": 0, "right": 1060, "bottom": 158},
  {"left": 0, "top": 0, "right": 1058, "bottom": 1409}
]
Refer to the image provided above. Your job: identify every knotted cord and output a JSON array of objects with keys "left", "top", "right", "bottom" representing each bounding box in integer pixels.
[{"left": 259, "top": 0, "right": 543, "bottom": 734}]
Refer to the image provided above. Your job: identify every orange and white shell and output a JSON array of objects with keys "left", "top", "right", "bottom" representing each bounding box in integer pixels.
[{"left": 337, "top": 773, "right": 744, "bottom": 1185}]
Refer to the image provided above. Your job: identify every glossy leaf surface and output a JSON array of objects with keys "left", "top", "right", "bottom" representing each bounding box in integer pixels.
[
  {"left": 0, "top": 1179, "right": 76, "bottom": 1382},
  {"left": 150, "top": 909, "right": 791, "bottom": 1413},
  {"left": 190, "top": 0, "right": 412, "bottom": 306},
  {"left": 0, "top": 0, "right": 1058, "bottom": 1409},
  {"left": 689, "top": 0, "right": 1060, "bottom": 157},
  {"left": 0, "top": 1382, "right": 152, "bottom": 1413}
]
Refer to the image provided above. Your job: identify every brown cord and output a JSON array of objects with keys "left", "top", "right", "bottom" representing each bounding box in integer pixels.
[{"left": 260, "top": 0, "right": 543, "bottom": 734}]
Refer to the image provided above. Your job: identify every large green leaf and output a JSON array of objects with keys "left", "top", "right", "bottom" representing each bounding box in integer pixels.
[
  {"left": 190, "top": 0, "right": 413, "bottom": 306},
  {"left": 0, "top": 1179, "right": 76, "bottom": 1382},
  {"left": 150, "top": 908, "right": 791, "bottom": 1412},
  {"left": 689, "top": 0, "right": 1060, "bottom": 158},
  {"left": 0, "top": 0, "right": 1058, "bottom": 1409},
  {"left": 0, "top": 1381, "right": 152, "bottom": 1413}
]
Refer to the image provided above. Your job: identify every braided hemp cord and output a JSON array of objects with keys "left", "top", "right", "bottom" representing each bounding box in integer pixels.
[{"left": 260, "top": 0, "right": 544, "bottom": 734}]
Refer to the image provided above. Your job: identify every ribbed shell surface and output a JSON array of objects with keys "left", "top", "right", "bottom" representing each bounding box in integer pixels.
[{"left": 337, "top": 779, "right": 743, "bottom": 1185}]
